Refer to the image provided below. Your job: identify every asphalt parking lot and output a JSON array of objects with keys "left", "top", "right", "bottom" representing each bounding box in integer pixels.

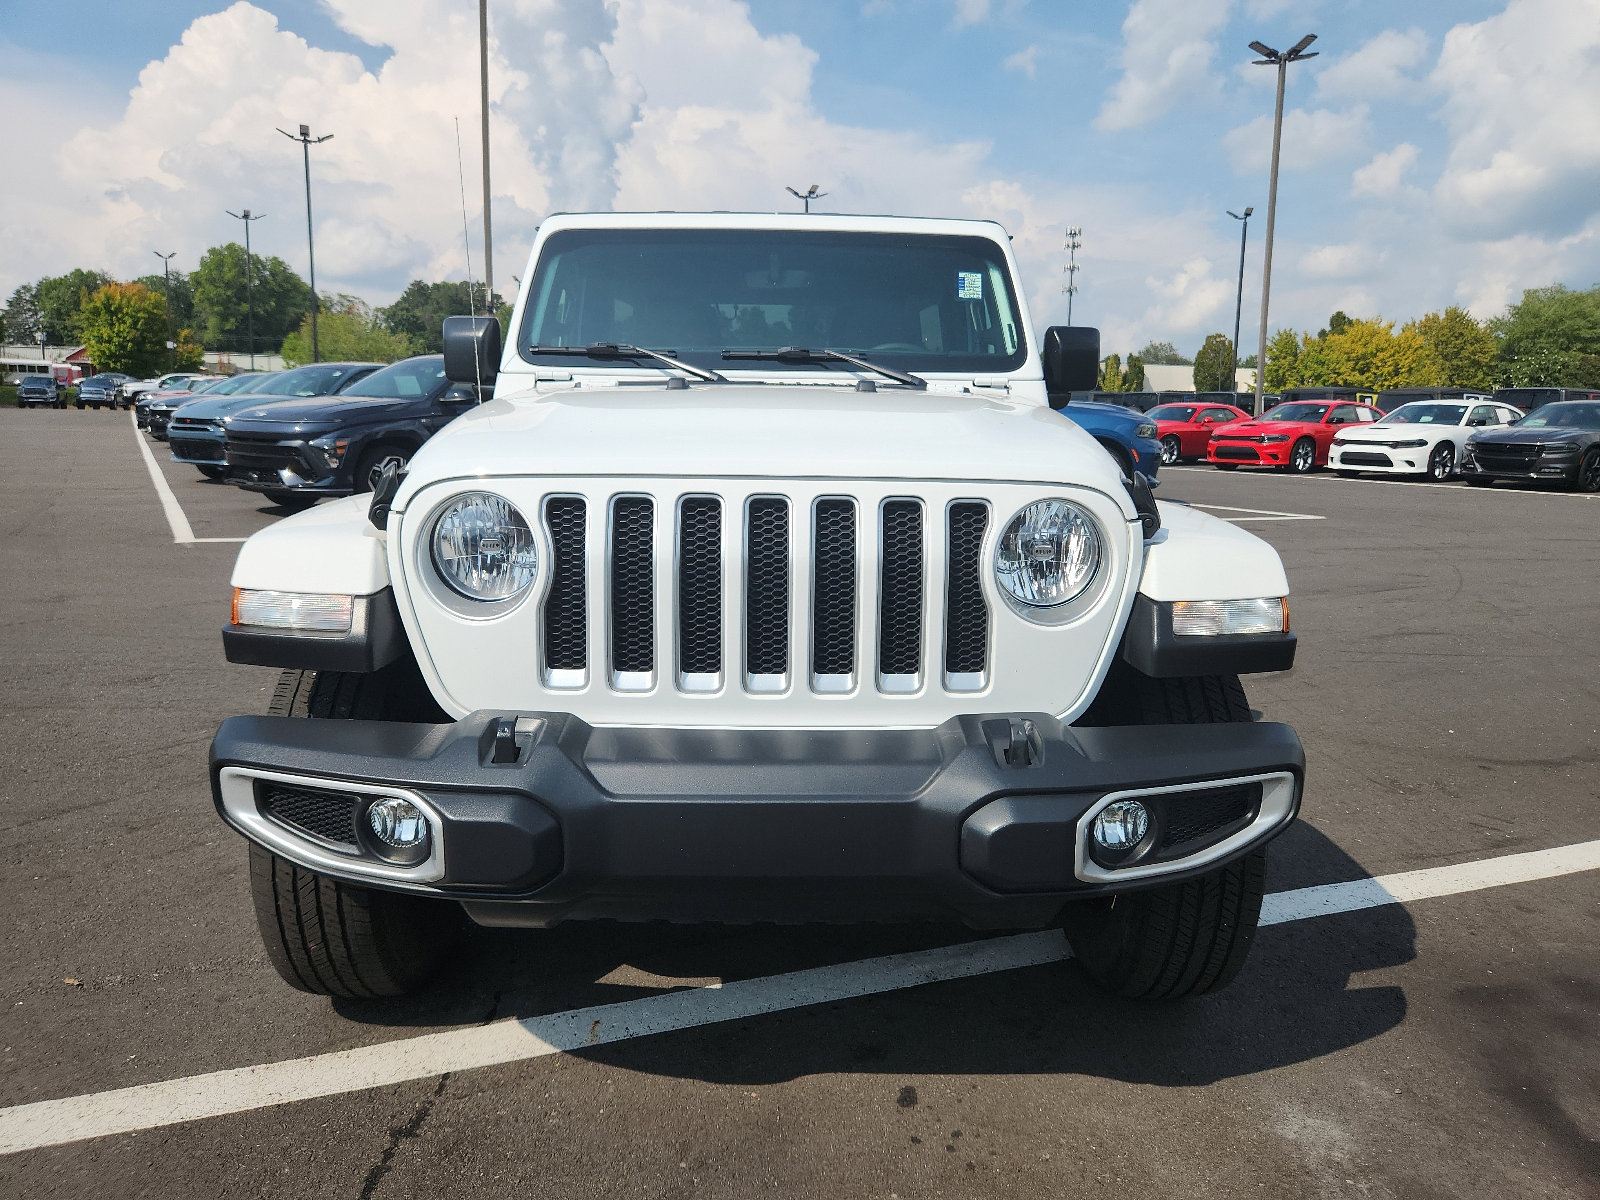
[{"left": 1, "top": 406, "right": 1596, "bottom": 1198}]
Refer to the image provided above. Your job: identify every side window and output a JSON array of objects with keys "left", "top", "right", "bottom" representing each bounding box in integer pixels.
[
  {"left": 1201, "top": 407, "right": 1235, "bottom": 423},
  {"left": 1467, "top": 404, "right": 1498, "bottom": 427},
  {"left": 1358, "top": 407, "right": 1378, "bottom": 422},
  {"left": 1498, "top": 407, "right": 1520, "bottom": 424},
  {"left": 1329, "top": 404, "right": 1359, "bottom": 424}
]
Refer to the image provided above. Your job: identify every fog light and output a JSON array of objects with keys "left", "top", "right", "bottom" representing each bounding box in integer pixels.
[
  {"left": 367, "top": 797, "right": 429, "bottom": 849},
  {"left": 1092, "top": 800, "right": 1149, "bottom": 852}
]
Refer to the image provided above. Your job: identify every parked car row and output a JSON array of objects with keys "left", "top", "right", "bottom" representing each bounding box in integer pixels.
[{"left": 136, "top": 355, "right": 484, "bottom": 507}]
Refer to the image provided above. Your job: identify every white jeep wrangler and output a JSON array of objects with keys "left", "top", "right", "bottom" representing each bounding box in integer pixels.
[{"left": 212, "top": 212, "right": 1302, "bottom": 1001}]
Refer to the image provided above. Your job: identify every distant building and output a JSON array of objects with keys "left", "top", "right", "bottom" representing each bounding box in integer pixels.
[{"left": 1134, "top": 364, "right": 1257, "bottom": 393}]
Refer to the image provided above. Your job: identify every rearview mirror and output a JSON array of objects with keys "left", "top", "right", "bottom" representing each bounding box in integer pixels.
[
  {"left": 1041, "top": 326, "right": 1101, "bottom": 401},
  {"left": 443, "top": 315, "right": 502, "bottom": 387}
]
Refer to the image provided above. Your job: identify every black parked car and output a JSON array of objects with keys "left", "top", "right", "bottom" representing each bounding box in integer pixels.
[
  {"left": 1463, "top": 401, "right": 1600, "bottom": 491},
  {"left": 224, "top": 355, "right": 479, "bottom": 508},
  {"left": 76, "top": 372, "right": 133, "bottom": 409}
]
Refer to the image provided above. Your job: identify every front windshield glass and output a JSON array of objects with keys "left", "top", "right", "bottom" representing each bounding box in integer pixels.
[
  {"left": 254, "top": 365, "right": 361, "bottom": 397},
  {"left": 521, "top": 228, "right": 1027, "bottom": 376},
  {"left": 1520, "top": 402, "right": 1600, "bottom": 428},
  {"left": 340, "top": 357, "right": 446, "bottom": 398},
  {"left": 1263, "top": 403, "right": 1330, "bottom": 422},
  {"left": 1149, "top": 405, "right": 1196, "bottom": 421},
  {"left": 1381, "top": 403, "right": 1466, "bottom": 425},
  {"left": 208, "top": 373, "right": 275, "bottom": 396}
]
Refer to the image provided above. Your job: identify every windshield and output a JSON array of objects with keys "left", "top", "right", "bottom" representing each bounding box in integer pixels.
[
  {"left": 1381, "top": 403, "right": 1466, "bottom": 425},
  {"left": 1520, "top": 402, "right": 1600, "bottom": 428},
  {"left": 521, "top": 228, "right": 1026, "bottom": 376},
  {"left": 1263, "top": 403, "right": 1329, "bottom": 422},
  {"left": 1148, "top": 405, "right": 1196, "bottom": 421},
  {"left": 254, "top": 365, "right": 364, "bottom": 397},
  {"left": 340, "top": 357, "right": 446, "bottom": 398},
  {"left": 207, "top": 373, "right": 276, "bottom": 396}
]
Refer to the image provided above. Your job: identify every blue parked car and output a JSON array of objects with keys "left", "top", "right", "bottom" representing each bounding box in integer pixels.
[
  {"left": 167, "top": 363, "right": 378, "bottom": 478},
  {"left": 1055, "top": 399, "right": 1162, "bottom": 484}
]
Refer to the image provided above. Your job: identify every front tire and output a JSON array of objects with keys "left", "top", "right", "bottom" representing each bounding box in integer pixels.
[
  {"left": 1574, "top": 449, "right": 1600, "bottom": 493},
  {"left": 1160, "top": 435, "right": 1181, "bottom": 466},
  {"left": 250, "top": 666, "right": 456, "bottom": 997},
  {"left": 355, "top": 442, "right": 413, "bottom": 494},
  {"left": 1288, "top": 437, "right": 1316, "bottom": 474},
  {"left": 1063, "top": 668, "right": 1269, "bottom": 999},
  {"left": 1427, "top": 443, "right": 1455, "bottom": 481}
]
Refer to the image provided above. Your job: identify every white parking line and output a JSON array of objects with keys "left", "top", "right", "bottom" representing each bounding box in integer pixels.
[
  {"left": 2, "top": 837, "right": 1597, "bottom": 1156},
  {"left": 1165, "top": 464, "right": 1598, "bottom": 498},
  {"left": 1187, "top": 502, "right": 1325, "bottom": 522},
  {"left": 129, "top": 413, "right": 247, "bottom": 544}
]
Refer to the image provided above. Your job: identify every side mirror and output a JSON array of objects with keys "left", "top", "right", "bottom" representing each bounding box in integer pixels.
[
  {"left": 1041, "top": 326, "right": 1101, "bottom": 399},
  {"left": 443, "top": 314, "right": 502, "bottom": 386}
]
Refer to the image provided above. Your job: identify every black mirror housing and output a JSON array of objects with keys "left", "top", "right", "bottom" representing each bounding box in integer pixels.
[
  {"left": 1041, "top": 326, "right": 1101, "bottom": 399},
  {"left": 443, "top": 315, "right": 502, "bottom": 386}
]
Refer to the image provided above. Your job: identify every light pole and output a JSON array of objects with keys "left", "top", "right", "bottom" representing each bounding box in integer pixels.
[
  {"left": 1226, "top": 207, "right": 1253, "bottom": 392},
  {"left": 226, "top": 208, "right": 266, "bottom": 370},
  {"left": 785, "top": 184, "right": 827, "bottom": 213},
  {"left": 479, "top": 0, "right": 494, "bottom": 302},
  {"left": 278, "top": 123, "right": 334, "bottom": 362},
  {"left": 154, "top": 251, "right": 177, "bottom": 370},
  {"left": 1248, "top": 34, "right": 1318, "bottom": 414},
  {"left": 1062, "top": 226, "right": 1082, "bottom": 324}
]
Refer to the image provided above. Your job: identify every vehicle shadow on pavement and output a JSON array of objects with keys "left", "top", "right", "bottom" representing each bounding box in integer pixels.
[{"left": 332, "top": 821, "right": 1413, "bottom": 1086}]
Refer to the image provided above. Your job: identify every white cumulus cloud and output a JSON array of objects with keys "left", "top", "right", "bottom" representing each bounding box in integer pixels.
[
  {"left": 1004, "top": 45, "right": 1039, "bottom": 78},
  {"left": 1224, "top": 104, "right": 1370, "bottom": 174},
  {"left": 1315, "top": 28, "right": 1428, "bottom": 100},
  {"left": 1095, "top": 0, "right": 1231, "bottom": 132},
  {"left": 1351, "top": 143, "right": 1418, "bottom": 197}
]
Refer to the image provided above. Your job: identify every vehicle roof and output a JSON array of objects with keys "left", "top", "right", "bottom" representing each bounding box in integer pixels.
[{"left": 537, "top": 210, "right": 1012, "bottom": 239}]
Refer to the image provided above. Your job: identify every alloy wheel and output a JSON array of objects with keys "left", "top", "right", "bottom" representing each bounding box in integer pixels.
[
  {"left": 1161, "top": 436, "right": 1181, "bottom": 465},
  {"left": 1429, "top": 443, "right": 1455, "bottom": 481},
  {"left": 1290, "top": 439, "right": 1315, "bottom": 473}
]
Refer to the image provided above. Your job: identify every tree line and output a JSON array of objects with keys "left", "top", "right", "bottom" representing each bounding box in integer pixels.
[
  {"left": 0, "top": 248, "right": 506, "bottom": 377},
  {"left": 1093, "top": 283, "right": 1600, "bottom": 394}
]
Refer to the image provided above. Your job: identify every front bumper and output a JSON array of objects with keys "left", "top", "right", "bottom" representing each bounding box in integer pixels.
[
  {"left": 1209, "top": 440, "right": 1290, "bottom": 466},
  {"left": 211, "top": 710, "right": 1303, "bottom": 929},
  {"left": 1329, "top": 444, "right": 1429, "bottom": 474},
  {"left": 1461, "top": 454, "right": 1578, "bottom": 483}
]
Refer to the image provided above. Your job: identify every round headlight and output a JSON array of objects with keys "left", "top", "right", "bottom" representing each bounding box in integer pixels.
[
  {"left": 994, "top": 499, "right": 1103, "bottom": 608},
  {"left": 430, "top": 492, "right": 538, "bottom": 602}
]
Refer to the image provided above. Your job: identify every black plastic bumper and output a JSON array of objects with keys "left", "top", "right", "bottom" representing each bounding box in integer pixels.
[{"left": 211, "top": 710, "right": 1304, "bottom": 929}]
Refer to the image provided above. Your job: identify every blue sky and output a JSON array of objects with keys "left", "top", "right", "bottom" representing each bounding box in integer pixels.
[{"left": 2, "top": 0, "right": 1596, "bottom": 357}]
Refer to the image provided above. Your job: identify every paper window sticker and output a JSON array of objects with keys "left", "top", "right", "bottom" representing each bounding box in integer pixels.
[{"left": 956, "top": 271, "right": 983, "bottom": 301}]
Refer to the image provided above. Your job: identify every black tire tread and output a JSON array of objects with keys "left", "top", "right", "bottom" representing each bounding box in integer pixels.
[{"left": 1063, "top": 668, "right": 1268, "bottom": 1000}]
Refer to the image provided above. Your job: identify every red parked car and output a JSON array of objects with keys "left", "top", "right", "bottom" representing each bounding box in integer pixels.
[
  {"left": 1149, "top": 401, "right": 1251, "bottom": 464},
  {"left": 1207, "top": 400, "right": 1383, "bottom": 473}
]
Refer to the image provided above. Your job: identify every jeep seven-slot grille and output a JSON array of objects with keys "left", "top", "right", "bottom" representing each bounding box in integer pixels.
[{"left": 531, "top": 490, "right": 990, "bottom": 694}]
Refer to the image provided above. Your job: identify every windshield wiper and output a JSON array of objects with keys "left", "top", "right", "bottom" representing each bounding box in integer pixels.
[
  {"left": 528, "top": 342, "right": 724, "bottom": 383},
  {"left": 720, "top": 346, "right": 927, "bottom": 389}
]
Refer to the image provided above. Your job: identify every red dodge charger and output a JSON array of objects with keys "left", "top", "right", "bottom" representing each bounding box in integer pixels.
[
  {"left": 1206, "top": 400, "right": 1383, "bottom": 473},
  {"left": 1149, "top": 401, "right": 1251, "bottom": 464}
]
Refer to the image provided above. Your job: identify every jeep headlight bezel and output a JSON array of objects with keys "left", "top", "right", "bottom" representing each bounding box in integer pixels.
[
  {"left": 993, "top": 498, "right": 1106, "bottom": 622},
  {"left": 428, "top": 491, "right": 539, "bottom": 605}
]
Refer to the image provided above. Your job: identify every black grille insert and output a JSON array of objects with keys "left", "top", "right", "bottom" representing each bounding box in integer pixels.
[
  {"left": 811, "top": 499, "right": 857, "bottom": 677},
  {"left": 746, "top": 498, "right": 790, "bottom": 677},
  {"left": 1152, "top": 782, "right": 1261, "bottom": 861},
  {"left": 678, "top": 497, "right": 723, "bottom": 676},
  {"left": 1340, "top": 451, "right": 1392, "bottom": 467},
  {"left": 610, "top": 497, "right": 655, "bottom": 675},
  {"left": 543, "top": 497, "right": 587, "bottom": 673},
  {"left": 259, "top": 783, "right": 359, "bottom": 848},
  {"left": 944, "top": 502, "right": 989, "bottom": 676},
  {"left": 878, "top": 500, "right": 924, "bottom": 676},
  {"left": 170, "top": 438, "right": 224, "bottom": 461}
]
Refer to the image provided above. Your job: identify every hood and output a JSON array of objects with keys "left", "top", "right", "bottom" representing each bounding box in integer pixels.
[
  {"left": 225, "top": 394, "right": 427, "bottom": 434},
  {"left": 173, "top": 391, "right": 304, "bottom": 421},
  {"left": 1213, "top": 418, "right": 1307, "bottom": 437},
  {"left": 396, "top": 383, "right": 1127, "bottom": 498},
  {"left": 1337, "top": 423, "right": 1451, "bottom": 442},
  {"left": 1469, "top": 423, "right": 1596, "bottom": 444}
]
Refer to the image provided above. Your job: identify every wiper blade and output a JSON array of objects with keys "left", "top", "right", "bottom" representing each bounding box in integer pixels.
[
  {"left": 721, "top": 346, "right": 927, "bottom": 389},
  {"left": 528, "top": 342, "right": 723, "bottom": 383}
]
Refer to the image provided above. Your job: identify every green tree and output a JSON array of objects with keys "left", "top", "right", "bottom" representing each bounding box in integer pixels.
[
  {"left": 1121, "top": 353, "right": 1146, "bottom": 392},
  {"left": 35, "top": 269, "right": 117, "bottom": 344},
  {"left": 1318, "top": 317, "right": 1432, "bottom": 390},
  {"left": 1316, "top": 310, "right": 1353, "bottom": 341},
  {"left": 2, "top": 283, "right": 42, "bottom": 344},
  {"left": 1192, "top": 332, "right": 1233, "bottom": 391},
  {"left": 1098, "top": 352, "right": 1123, "bottom": 392},
  {"left": 78, "top": 283, "right": 169, "bottom": 376},
  {"left": 1409, "top": 306, "right": 1497, "bottom": 389},
  {"left": 280, "top": 300, "right": 414, "bottom": 365},
  {"left": 381, "top": 280, "right": 506, "bottom": 354},
  {"left": 191, "top": 244, "right": 312, "bottom": 354},
  {"left": 173, "top": 329, "right": 206, "bottom": 372},
  {"left": 1262, "top": 328, "right": 1301, "bottom": 391},
  {"left": 134, "top": 270, "right": 195, "bottom": 332},
  {"left": 1137, "top": 339, "right": 1190, "bottom": 365},
  {"left": 1492, "top": 283, "right": 1600, "bottom": 386}
]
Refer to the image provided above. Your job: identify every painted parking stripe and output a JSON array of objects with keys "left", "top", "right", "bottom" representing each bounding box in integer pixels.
[
  {"left": 130, "top": 413, "right": 250, "bottom": 544},
  {"left": 2, "top": 839, "right": 1598, "bottom": 1157},
  {"left": 1187, "top": 502, "right": 1325, "bottom": 523}
]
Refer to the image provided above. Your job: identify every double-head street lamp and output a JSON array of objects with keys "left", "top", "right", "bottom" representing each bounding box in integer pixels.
[
  {"left": 1226, "top": 207, "right": 1253, "bottom": 392},
  {"left": 786, "top": 184, "right": 827, "bottom": 213},
  {"left": 154, "top": 250, "right": 177, "bottom": 369},
  {"left": 277, "top": 124, "right": 334, "bottom": 362},
  {"left": 1248, "top": 33, "right": 1318, "bottom": 414},
  {"left": 225, "top": 208, "right": 266, "bottom": 370}
]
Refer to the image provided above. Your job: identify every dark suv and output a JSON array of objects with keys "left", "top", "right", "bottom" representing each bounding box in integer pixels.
[
  {"left": 224, "top": 355, "right": 479, "bottom": 507},
  {"left": 16, "top": 375, "right": 63, "bottom": 409}
]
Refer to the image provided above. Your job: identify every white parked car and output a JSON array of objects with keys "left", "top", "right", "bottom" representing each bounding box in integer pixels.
[
  {"left": 1329, "top": 397, "right": 1523, "bottom": 480},
  {"left": 210, "top": 212, "right": 1305, "bottom": 1002}
]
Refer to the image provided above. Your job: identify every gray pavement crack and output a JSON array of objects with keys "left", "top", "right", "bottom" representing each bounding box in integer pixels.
[{"left": 358, "top": 1071, "right": 450, "bottom": 1199}]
